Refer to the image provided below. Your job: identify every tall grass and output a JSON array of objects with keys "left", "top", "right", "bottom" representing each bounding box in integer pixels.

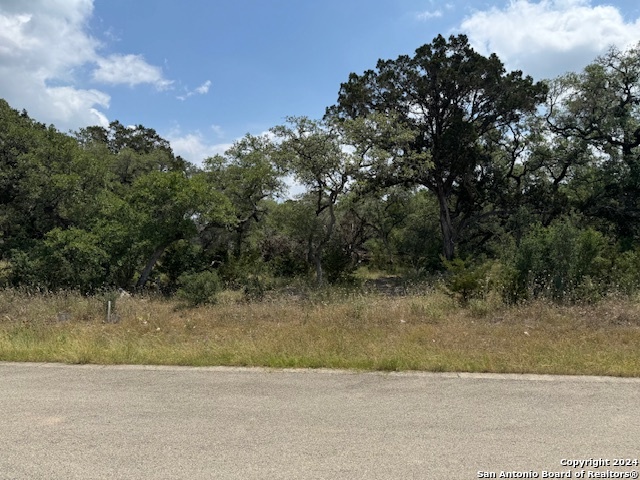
[{"left": 1, "top": 288, "right": 639, "bottom": 376}]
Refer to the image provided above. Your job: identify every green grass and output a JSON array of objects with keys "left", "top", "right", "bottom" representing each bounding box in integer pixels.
[{"left": 1, "top": 288, "right": 639, "bottom": 376}]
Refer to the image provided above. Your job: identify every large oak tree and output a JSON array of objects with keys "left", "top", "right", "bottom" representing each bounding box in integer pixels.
[{"left": 328, "top": 34, "right": 547, "bottom": 260}]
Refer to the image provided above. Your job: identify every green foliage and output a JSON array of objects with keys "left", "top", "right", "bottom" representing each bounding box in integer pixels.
[
  {"left": 547, "top": 42, "right": 640, "bottom": 241},
  {"left": 215, "top": 252, "right": 275, "bottom": 299},
  {"left": 442, "top": 257, "right": 511, "bottom": 304},
  {"left": 391, "top": 191, "right": 443, "bottom": 273},
  {"left": 441, "top": 218, "right": 615, "bottom": 305},
  {"left": 41, "top": 228, "right": 109, "bottom": 292},
  {"left": 329, "top": 34, "right": 548, "bottom": 260},
  {"left": 509, "top": 219, "right": 610, "bottom": 302},
  {"left": 4, "top": 249, "right": 39, "bottom": 289},
  {"left": 443, "top": 258, "right": 490, "bottom": 302},
  {"left": 2, "top": 40, "right": 640, "bottom": 300},
  {"left": 261, "top": 199, "right": 317, "bottom": 279},
  {"left": 176, "top": 271, "right": 222, "bottom": 306},
  {"left": 89, "top": 191, "right": 145, "bottom": 288},
  {"left": 9, "top": 228, "right": 109, "bottom": 292},
  {"left": 271, "top": 117, "right": 359, "bottom": 285},
  {"left": 155, "top": 240, "right": 206, "bottom": 294},
  {"left": 0, "top": 100, "right": 94, "bottom": 253},
  {"left": 322, "top": 239, "right": 357, "bottom": 284},
  {"left": 611, "top": 248, "right": 640, "bottom": 296},
  {"left": 259, "top": 230, "right": 309, "bottom": 278}
]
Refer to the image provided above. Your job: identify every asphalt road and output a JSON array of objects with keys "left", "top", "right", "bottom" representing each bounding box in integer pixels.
[{"left": 1, "top": 363, "right": 639, "bottom": 480}]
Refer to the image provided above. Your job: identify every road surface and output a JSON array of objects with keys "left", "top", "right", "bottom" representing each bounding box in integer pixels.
[{"left": 1, "top": 362, "right": 639, "bottom": 479}]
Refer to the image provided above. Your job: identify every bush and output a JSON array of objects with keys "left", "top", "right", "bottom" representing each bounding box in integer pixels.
[
  {"left": 0, "top": 260, "right": 10, "bottom": 288},
  {"left": 443, "top": 257, "right": 509, "bottom": 304},
  {"left": 611, "top": 248, "right": 640, "bottom": 296},
  {"left": 216, "top": 255, "right": 278, "bottom": 300},
  {"left": 176, "top": 271, "right": 222, "bottom": 306},
  {"left": 156, "top": 240, "right": 206, "bottom": 294},
  {"left": 443, "top": 257, "right": 488, "bottom": 302},
  {"left": 8, "top": 228, "right": 109, "bottom": 293},
  {"left": 508, "top": 219, "right": 609, "bottom": 302}
]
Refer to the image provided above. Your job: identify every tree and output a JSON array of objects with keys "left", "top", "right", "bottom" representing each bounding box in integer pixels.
[
  {"left": 130, "top": 171, "right": 233, "bottom": 289},
  {"left": 271, "top": 117, "right": 359, "bottom": 285},
  {"left": 0, "top": 100, "right": 114, "bottom": 290},
  {"left": 75, "top": 120, "right": 217, "bottom": 290},
  {"left": 258, "top": 199, "right": 313, "bottom": 279},
  {"left": 0, "top": 101, "right": 82, "bottom": 248},
  {"left": 339, "top": 187, "right": 414, "bottom": 271},
  {"left": 546, "top": 43, "right": 640, "bottom": 244},
  {"left": 328, "top": 34, "right": 547, "bottom": 260},
  {"left": 76, "top": 121, "right": 190, "bottom": 186},
  {"left": 34, "top": 228, "right": 110, "bottom": 292},
  {"left": 203, "top": 134, "right": 285, "bottom": 259}
]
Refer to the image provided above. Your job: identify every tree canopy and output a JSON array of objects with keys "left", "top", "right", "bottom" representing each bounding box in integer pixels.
[
  {"left": 1, "top": 37, "right": 640, "bottom": 303},
  {"left": 328, "top": 34, "right": 548, "bottom": 259}
]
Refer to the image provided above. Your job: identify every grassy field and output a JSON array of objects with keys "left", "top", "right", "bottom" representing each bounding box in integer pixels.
[{"left": 1, "top": 288, "right": 639, "bottom": 376}]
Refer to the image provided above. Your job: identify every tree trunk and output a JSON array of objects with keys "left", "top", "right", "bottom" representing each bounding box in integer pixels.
[
  {"left": 309, "top": 202, "right": 337, "bottom": 287},
  {"left": 307, "top": 238, "right": 324, "bottom": 286},
  {"left": 436, "top": 187, "right": 456, "bottom": 261},
  {"left": 314, "top": 254, "right": 324, "bottom": 286},
  {"left": 135, "top": 243, "right": 169, "bottom": 289}
]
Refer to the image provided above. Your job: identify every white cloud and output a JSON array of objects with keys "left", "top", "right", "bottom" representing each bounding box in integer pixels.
[
  {"left": 0, "top": 0, "right": 105, "bottom": 130},
  {"left": 167, "top": 129, "right": 232, "bottom": 165},
  {"left": 93, "top": 54, "right": 173, "bottom": 90},
  {"left": 89, "top": 107, "right": 110, "bottom": 128},
  {"left": 210, "top": 124, "right": 224, "bottom": 138},
  {"left": 417, "top": 10, "right": 443, "bottom": 20},
  {"left": 0, "top": 0, "right": 171, "bottom": 131},
  {"left": 47, "top": 86, "right": 110, "bottom": 128},
  {"left": 461, "top": 0, "right": 640, "bottom": 79},
  {"left": 167, "top": 127, "right": 281, "bottom": 166},
  {"left": 168, "top": 127, "right": 301, "bottom": 197},
  {"left": 177, "top": 79, "right": 212, "bottom": 101},
  {"left": 196, "top": 80, "right": 212, "bottom": 94}
]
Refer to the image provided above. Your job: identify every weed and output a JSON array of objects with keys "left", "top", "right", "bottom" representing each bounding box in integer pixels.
[{"left": 0, "top": 289, "right": 639, "bottom": 376}]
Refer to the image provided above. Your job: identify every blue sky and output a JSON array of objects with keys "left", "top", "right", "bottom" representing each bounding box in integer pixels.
[{"left": 1, "top": 0, "right": 639, "bottom": 165}]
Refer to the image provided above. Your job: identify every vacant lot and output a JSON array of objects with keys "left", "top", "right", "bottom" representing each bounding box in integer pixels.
[{"left": 1, "top": 289, "right": 639, "bottom": 376}]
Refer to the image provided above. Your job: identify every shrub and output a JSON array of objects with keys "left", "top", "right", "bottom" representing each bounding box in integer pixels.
[
  {"left": 611, "top": 248, "right": 640, "bottom": 296},
  {"left": 509, "top": 219, "right": 609, "bottom": 302},
  {"left": 443, "top": 257, "right": 488, "bottom": 302},
  {"left": 442, "top": 257, "right": 508, "bottom": 304},
  {"left": 8, "top": 228, "right": 109, "bottom": 293},
  {"left": 176, "top": 270, "right": 222, "bottom": 306}
]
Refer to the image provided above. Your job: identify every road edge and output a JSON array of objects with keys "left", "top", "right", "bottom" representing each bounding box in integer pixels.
[{"left": 2, "top": 361, "right": 640, "bottom": 382}]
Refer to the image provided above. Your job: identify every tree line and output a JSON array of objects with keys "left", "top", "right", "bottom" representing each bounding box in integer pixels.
[{"left": 1, "top": 34, "right": 639, "bottom": 303}]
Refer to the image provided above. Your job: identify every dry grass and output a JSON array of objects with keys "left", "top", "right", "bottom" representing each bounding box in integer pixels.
[{"left": 1, "top": 288, "right": 639, "bottom": 376}]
